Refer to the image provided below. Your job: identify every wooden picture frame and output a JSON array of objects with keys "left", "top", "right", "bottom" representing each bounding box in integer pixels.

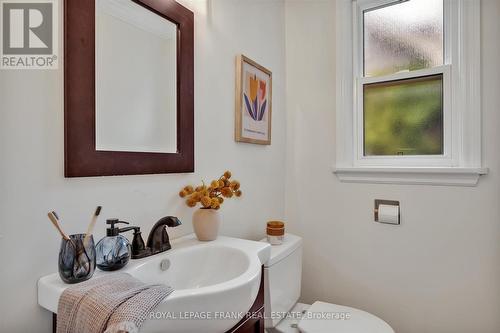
[
  {"left": 235, "top": 55, "right": 272, "bottom": 145},
  {"left": 64, "top": 0, "right": 194, "bottom": 177}
]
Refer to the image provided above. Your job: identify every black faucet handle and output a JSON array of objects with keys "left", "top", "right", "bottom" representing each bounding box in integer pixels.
[{"left": 129, "top": 227, "right": 152, "bottom": 259}]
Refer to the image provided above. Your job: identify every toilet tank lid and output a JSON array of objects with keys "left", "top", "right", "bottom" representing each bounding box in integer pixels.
[{"left": 260, "top": 233, "right": 302, "bottom": 267}]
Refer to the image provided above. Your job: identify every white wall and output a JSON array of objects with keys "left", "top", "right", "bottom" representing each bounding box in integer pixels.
[
  {"left": 0, "top": 1, "right": 286, "bottom": 332},
  {"left": 284, "top": 1, "right": 500, "bottom": 333}
]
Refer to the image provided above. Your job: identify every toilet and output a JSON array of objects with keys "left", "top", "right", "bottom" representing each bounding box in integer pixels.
[{"left": 261, "top": 234, "right": 394, "bottom": 333}]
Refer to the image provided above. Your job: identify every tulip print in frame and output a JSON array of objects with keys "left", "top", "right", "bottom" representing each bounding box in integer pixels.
[{"left": 235, "top": 55, "right": 272, "bottom": 145}]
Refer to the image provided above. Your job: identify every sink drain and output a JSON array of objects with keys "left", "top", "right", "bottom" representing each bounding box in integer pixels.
[{"left": 160, "top": 259, "right": 170, "bottom": 271}]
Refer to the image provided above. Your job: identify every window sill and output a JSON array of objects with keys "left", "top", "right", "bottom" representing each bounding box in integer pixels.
[{"left": 333, "top": 167, "right": 488, "bottom": 186}]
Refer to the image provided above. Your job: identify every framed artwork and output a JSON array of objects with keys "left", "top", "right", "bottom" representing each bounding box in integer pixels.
[{"left": 235, "top": 54, "right": 272, "bottom": 145}]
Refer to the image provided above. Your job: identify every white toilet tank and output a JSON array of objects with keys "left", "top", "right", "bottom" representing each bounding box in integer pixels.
[{"left": 261, "top": 233, "right": 303, "bottom": 328}]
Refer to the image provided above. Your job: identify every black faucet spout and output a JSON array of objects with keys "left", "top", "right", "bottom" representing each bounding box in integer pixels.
[
  {"left": 157, "top": 216, "right": 182, "bottom": 228},
  {"left": 146, "top": 216, "right": 182, "bottom": 254}
]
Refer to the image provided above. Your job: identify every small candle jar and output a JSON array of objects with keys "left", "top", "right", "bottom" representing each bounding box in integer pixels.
[{"left": 266, "top": 221, "right": 285, "bottom": 245}]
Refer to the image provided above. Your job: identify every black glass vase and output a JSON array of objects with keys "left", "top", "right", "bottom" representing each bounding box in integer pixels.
[{"left": 58, "top": 234, "right": 96, "bottom": 284}]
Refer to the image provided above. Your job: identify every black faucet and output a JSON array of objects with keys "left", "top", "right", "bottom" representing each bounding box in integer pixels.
[{"left": 130, "top": 216, "right": 182, "bottom": 259}]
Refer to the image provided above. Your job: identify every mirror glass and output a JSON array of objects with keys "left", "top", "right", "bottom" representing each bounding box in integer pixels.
[{"left": 95, "top": 0, "right": 177, "bottom": 153}]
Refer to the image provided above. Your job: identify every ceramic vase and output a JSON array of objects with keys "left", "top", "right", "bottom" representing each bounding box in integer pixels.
[{"left": 192, "top": 208, "right": 221, "bottom": 241}]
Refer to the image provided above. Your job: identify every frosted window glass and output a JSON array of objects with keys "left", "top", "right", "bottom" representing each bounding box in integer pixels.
[
  {"left": 363, "top": 75, "right": 443, "bottom": 156},
  {"left": 364, "top": 0, "right": 443, "bottom": 77}
]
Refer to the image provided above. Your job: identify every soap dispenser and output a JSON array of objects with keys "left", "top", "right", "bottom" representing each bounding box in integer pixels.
[{"left": 95, "top": 219, "right": 133, "bottom": 271}]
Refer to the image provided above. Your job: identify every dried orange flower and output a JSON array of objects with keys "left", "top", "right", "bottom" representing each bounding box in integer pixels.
[
  {"left": 220, "top": 187, "right": 232, "bottom": 197},
  {"left": 210, "top": 198, "right": 220, "bottom": 209},
  {"left": 190, "top": 192, "right": 201, "bottom": 202},
  {"left": 184, "top": 186, "right": 194, "bottom": 194},
  {"left": 201, "top": 196, "right": 212, "bottom": 208},
  {"left": 230, "top": 181, "right": 240, "bottom": 190},
  {"left": 179, "top": 171, "right": 242, "bottom": 210}
]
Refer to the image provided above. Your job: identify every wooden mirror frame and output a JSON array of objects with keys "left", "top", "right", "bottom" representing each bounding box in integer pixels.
[{"left": 64, "top": 0, "right": 194, "bottom": 177}]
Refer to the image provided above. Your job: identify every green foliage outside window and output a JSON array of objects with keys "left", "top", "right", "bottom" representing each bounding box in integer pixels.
[{"left": 363, "top": 75, "right": 443, "bottom": 156}]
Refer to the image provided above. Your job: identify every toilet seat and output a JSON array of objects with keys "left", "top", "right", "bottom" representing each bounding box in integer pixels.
[{"left": 297, "top": 301, "right": 394, "bottom": 333}]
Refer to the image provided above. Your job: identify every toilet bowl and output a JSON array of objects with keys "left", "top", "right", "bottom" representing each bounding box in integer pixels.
[{"left": 261, "top": 234, "right": 394, "bottom": 333}]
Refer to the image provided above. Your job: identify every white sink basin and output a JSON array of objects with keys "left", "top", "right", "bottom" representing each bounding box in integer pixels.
[{"left": 38, "top": 234, "right": 271, "bottom": 333}]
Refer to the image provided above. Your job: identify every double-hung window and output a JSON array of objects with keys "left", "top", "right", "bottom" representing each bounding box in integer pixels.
[{"left": 335, "top": 0, "right": 486, "bottom": 185}]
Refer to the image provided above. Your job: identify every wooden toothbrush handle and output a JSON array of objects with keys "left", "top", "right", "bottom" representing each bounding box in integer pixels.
[
  {"left": 83, "top": 217, "right": 97, "bottom": 245},
  {"left": 47, "top": 213, "right": 70, "bottom": 240}
]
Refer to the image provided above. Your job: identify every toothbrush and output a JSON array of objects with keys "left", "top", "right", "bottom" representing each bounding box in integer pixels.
[
  {"left": 49, "top": 211, "right": 78, "bottom": 248},
  {"left": 47, "top": 211, "right": 71, "bottom": 241},
  {"left": 52, "top": 210, "right": 91, "bottom": 275},
  {"left": 83, "top": 206, "right": 102, "bottom": 246}
]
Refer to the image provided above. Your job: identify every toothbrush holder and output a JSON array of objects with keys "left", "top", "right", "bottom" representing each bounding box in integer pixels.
[{"left": 58, "top": 234, "right": 96, "bottom": 284}]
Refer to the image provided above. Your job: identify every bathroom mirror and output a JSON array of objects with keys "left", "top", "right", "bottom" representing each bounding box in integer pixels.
[
  {"left": 95, "top": 0, "right": 178, "bottom": 153},
  {"left": 64, "top": 0, "right": 193, "bottom": 177}
]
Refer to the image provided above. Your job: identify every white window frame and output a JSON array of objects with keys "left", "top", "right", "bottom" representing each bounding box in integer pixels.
[{"left": 334, "top": 0, "right": 487, "bottom": 186}]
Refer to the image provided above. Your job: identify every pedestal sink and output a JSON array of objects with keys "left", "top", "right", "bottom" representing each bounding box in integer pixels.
[{"left": 38, "top": 234, "right": 271, "bottom": 333}]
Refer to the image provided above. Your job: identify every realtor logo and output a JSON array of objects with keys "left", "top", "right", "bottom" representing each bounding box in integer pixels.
[{"left": 1, "top": 0, "right": 58, "bottom": 69}]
